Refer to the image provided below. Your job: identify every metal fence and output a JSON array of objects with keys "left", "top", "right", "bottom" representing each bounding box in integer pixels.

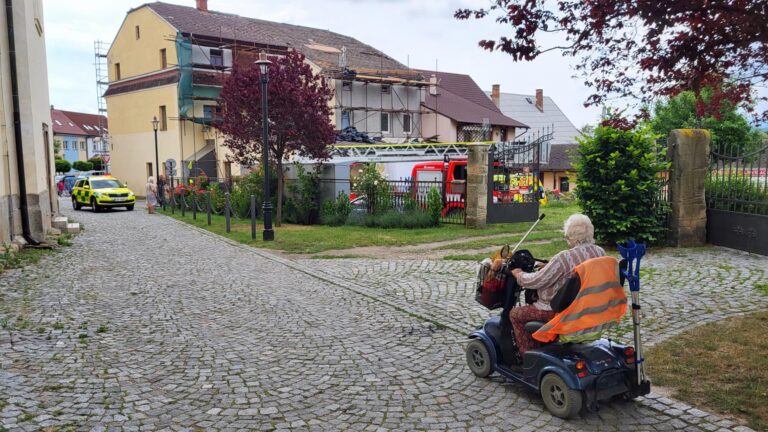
[{"left": 706, "top": 141, "right": 768, "bottom": 215}]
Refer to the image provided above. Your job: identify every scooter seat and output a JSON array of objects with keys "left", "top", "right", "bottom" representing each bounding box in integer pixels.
[{"left": 524, "top": 321, "right": 546, "bottom": 333}]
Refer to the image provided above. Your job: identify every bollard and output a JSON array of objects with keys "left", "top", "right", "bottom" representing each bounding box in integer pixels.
[
  {"left": 181, "top": 194, "right": 185, "bottom": 217},
  {"left": 207, "top": 191, "right": 212, "bottom": 226},
  {"left": 171, "top": 194, "right": 175, "bottom": 214},
  {"left": 225, "top": 192, "right": 231, "bottom": 233},
  {"left": 250, "top": 194, "right": 256, "bottom": 240},
  {"left": 192, "top": 192, "right": 197, "bottom": 220}
]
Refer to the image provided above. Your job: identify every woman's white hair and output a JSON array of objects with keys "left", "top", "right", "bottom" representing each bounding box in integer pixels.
[
  {"left": 147, "top": 176, "right": 155, "bottom": 184},
  {"left": 563, "top": 213, "right": 594, "bottom": 246}
]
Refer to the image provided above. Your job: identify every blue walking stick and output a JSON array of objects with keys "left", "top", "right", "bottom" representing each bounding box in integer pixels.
[{"left": 618, "top": 240, "right": 648, "bottom": 388}]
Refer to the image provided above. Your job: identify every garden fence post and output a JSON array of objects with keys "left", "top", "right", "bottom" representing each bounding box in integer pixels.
[
  {"left": 207, "top": 192, "right": 212, "bottom": 226},
  {"left": 192, "top": 191, "right": 197, "bottom": 220},
  {"left": 181, "top": 193, "right": 186, "bottom": 217},
  {"left": 225, "top": 192, "right": 231, "bottom": 233},
  {"left": 250, "top": 194, "right": 256, "bottom": 240},
  {"left": 171, "top": 192, "right": 175, "bottom": 214}
]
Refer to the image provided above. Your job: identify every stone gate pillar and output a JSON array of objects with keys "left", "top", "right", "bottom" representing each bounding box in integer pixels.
[
  {"left": 667, "top": 129, "right": 710, "bottom": 247},
  {"left": 465, "top": 144, "right": 490, "bottom": 228}
]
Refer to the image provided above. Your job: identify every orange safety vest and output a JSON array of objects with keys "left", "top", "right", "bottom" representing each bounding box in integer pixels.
[{"left": 533, "top": 256, "right": 627, "bottom": 343}]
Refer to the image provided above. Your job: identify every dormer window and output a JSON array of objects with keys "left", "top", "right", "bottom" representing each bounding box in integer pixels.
[{"left": 210, "top": 49, "right": 223, "bottom": 67}]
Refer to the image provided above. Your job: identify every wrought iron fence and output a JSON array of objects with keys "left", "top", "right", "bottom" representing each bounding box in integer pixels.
[
  {"left": 654, "top": 138, "right": 672, "bottom": 234},
  {"left": 706, "top": 140, "right": 768, "bottom": 215}
]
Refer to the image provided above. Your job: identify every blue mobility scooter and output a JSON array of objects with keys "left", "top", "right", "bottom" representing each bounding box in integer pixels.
[{"left": 466, "top": 215, "right": 651, "bottom": 418}]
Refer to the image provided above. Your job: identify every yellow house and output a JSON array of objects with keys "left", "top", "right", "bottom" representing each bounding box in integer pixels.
[{"left": 106, "top": 0, "right": 428, "bottom": 195}]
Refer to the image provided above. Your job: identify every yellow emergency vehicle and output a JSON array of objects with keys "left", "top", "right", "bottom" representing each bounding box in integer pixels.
[{"left": 72, "top": 176, "right": 136, "bottom": 212}]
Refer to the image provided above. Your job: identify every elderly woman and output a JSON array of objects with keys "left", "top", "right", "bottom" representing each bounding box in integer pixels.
[
  {"left": 145, "top": 176, "right": 158, "bottom": 214},
  {"left": 510, "top": 214, "right": 605, "bottom": 354}
]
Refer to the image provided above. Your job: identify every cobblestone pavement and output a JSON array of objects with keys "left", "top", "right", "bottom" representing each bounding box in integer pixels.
[{"left": 0, "top": 201, "right": 762, "bottom": 431}]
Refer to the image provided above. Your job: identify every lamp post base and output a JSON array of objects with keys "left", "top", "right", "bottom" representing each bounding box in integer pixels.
[{"left": 262, "top": 229, "right": 274, "bottom": 241}]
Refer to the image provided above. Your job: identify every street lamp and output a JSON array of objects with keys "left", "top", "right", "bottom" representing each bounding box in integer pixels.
[
  {"left": 151, "top": 116, "right": 161, "bottom": 204},
  {"left": 255, "top": 51, "right": 274, "bottom": 241}
]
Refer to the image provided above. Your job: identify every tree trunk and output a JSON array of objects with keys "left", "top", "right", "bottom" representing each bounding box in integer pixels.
[{"left": 275, "top": 158, "right": 283, "bottom": 227}]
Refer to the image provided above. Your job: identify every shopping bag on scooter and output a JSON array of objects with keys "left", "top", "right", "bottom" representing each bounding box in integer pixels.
[{"left": 475, "top": 258, "right": 507, "bottom": 310}]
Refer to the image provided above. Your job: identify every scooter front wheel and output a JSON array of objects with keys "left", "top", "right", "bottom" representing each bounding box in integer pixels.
[
  {"left": 466, "top": 339, "right": 492, "bottom": 378},
  {"left": 540, "top": 373, "right": 583, "bottom": 419}
]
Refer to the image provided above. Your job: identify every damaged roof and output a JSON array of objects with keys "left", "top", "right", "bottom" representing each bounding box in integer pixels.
[
  {"left": 416, "top": 70, "right": 527, "bottom": 129},
  {"left": 144, "top": 2, "right": 412, "bottom": 76}
]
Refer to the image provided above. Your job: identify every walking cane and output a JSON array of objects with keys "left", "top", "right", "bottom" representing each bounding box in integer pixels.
[{"left": 510, "top": 213, "right": 546, "bottom": 255}]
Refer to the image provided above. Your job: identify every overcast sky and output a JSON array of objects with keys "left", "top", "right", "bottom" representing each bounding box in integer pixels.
[{"left": 43, "top": 0, "right": 607, "bottom": 129}]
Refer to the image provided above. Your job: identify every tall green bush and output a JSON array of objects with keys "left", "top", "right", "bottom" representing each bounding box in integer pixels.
[
  {"left": 55, "top": 159, "right": 71, "bottom": 173},
  {"left": 88, "top": 157, "right": 105, "bottom": 171},
  {"left": 427, "top": 187, "right": 442, "bottom": 226},
  {"left": 575, "top": 126, "right": 670, "bottom": 244},
  {"left": 284, "top": 164, "right": 320, "bottom": 225},
  {"left": 72, "top": 160, "right": 93, "bottom": 172},
  {"left": 354, "top": 163, "right": 388, "bottom": 214}
]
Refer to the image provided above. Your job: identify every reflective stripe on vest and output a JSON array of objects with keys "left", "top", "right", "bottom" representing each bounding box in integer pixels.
[{"left": 533, "top": 256, "right": 627, "bottom": 343}]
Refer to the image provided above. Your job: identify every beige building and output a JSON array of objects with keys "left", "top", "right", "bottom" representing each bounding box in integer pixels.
[
  {"left": 106, "top": 0, "right": 428, "bottom": 195},
  {"left": 0, "top": 0, "right": 57, "bottom": 245}
]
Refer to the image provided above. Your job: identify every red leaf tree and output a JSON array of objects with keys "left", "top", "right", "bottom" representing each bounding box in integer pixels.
[
  {"left": 455, "top": 1, "right": 768, "bottom": 120},
  {"left": 218, "top": 50, "right": 335, "bottom": 225}
]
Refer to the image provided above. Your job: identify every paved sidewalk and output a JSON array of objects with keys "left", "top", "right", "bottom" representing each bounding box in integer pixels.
[{"left": 0, "top": 200, "right": 763, "bottom": 431}]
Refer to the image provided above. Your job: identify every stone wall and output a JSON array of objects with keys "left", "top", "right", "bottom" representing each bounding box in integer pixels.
[{"left": 667, "top": 129, "right": 710, "bottom": 247}]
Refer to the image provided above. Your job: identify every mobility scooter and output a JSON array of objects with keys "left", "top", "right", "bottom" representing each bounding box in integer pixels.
[{"left": 466, "top": 215, "right": 651, "bottom": 418}]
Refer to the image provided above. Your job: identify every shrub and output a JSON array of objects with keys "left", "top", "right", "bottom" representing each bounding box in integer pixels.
[
  {"left": 55, "top": 159, "right": 71, "bottom": 173},
  {"left": 575, "top": 126, "right": 670, "bottom": 245},
  {"left": 72, "top": 160, "right": 93, "bottom": 172},
  {"left": 88, "top": 157, "right": 104, "bottom": 171},
  {"left": 284, "top": 164, "right": 320, "bottom": 224},
  {"left": 320, "top": 192, "right": 352, "bottom": 226},
  {"left": 207, "top": 183, "right": 227, "bottom": 213},
  {"left": 427, "top": 187, "right": 442, "bottom": 225},
  {"left": 354, "top": 163, "right": 389, "bottom": 214},
  {"left": 347, "top": 209, "right": 435, "bottom": 229}
]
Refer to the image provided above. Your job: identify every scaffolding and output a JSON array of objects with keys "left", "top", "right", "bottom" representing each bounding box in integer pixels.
[{"left": 94, "top": 40, "right": 110, "bottom": 165}]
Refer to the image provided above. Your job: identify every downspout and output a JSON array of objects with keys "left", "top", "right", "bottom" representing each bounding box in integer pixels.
[{"left": 5, "top": 0, "right": 40, "bottom": 245}]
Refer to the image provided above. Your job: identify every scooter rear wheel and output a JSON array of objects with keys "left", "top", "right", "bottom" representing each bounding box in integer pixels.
[
  {"left": 540, "top": 373, "right": 583, "bottom": 419},
  {"left": 466, "top": 339, "right": 492, "bottom": 378}
]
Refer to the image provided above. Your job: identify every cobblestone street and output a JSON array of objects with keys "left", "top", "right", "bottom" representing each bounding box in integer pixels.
[{"left": 1, "top": 200, "right": 766, "bottom": 431}]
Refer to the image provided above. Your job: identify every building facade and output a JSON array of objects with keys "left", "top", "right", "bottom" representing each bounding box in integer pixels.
[
  {"left": 0, "top": 0, "right": 57, "bottom": 244},
  {"left": 106, "top": 0, "right": 427, "bottom": 195},
  {"left": 52, "top": 108, "right": 109, "bottom": 168}
]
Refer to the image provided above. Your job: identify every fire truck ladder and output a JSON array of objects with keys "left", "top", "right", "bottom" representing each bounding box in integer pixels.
[{"left": 317, "top": 141, "right": 494, "bottom": 163}]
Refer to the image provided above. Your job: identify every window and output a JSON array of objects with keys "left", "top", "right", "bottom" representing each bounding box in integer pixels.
[
  {"left": 224, "top": 162, "right": 232, "bottom": 180},
  {"left": 342, "top": 81, "right": 352, "bottom": 91},
  {"left": 63, "top": 141, "right": 68, "bottom": 150},
  {"left": 147, "top": 163, "right": 153, "bottom": 178},
  {"left": 54, "top": 120, "right": 61, "bottom": 125},
  {"left": 341, "top": 110, "right": 351, "bottom": 129},
  {"left": 135, "top": 25, "right": 140, "bottom": 40},
  {"left": 80, "top": 141, "right": 85, "bottom": 150},
  {"left": 403, "top": 114, "right": 411, "bottom": 134},
  {"left": 210, "top": 49, "right": 223, "bottom": 67},
  {"left": 381, "top": 85, "right": 390, "bottom": 94},
  {"left": 380, "top": 112, "right": 390, "bottom": 133},
  {"left": 33, "top": 0, "right": 43, "bottom": 36},
  {"left": 203, "top": 105, "right": 220, "bottom": 122},
  {"left": 160, "top": 48, "right": 167, "bottom": 69},
  {"left": 559, "top": 176, "right": 570, "bottom": 192},
  {"left": 74, "top": 180, "right": 82, "bottom": 188},
  {"left": 115, "top": 63, "right": 121, "bottom": 80},
  {"left": 159, "top": 105, "right": 167, "bottom": 130}
]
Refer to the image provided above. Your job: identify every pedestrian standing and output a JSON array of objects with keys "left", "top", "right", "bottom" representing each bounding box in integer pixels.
[
  {"left": 157, "top": 174, "right": 166, "bottom": 205},
  {"left": 146, "top": 176, "right": 158, "bottom": 214},
  {"left": 56, "top": 180, "right": 65, "bottom": 197}
]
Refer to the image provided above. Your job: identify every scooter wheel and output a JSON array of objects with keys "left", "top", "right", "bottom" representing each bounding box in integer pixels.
[
  {"left": 466, "top": 339, "right": 492, "bottom": 378},
  {"left": 540, "top": 373, "right": 583, "bottom": 419}
]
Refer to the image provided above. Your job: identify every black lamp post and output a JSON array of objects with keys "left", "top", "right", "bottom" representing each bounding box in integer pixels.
[
  {"left": 255, "top": 51, "right": 274, "bottom": 241},
  {"left": 151, "top": 116, "right": 160, "bottom": 203}
]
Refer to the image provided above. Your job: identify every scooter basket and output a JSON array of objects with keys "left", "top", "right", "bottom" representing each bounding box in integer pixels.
[{"left": 475, "top": 261, "right": 507, "bottom": 310}]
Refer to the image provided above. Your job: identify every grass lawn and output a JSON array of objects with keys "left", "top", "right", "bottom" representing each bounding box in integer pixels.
[
  {"left": 443, "top": 240, "right": 571, "bottom": 262},
  {"left": 646, "top": 311, "right": 768, "bottom": 430},
  {"left": 159, "top": 201, "right": 580, "bottom": 254}
]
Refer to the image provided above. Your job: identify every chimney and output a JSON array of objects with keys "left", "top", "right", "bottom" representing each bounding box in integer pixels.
[
  {"left": 535, "top": 89, "right": 543, "bottom": 112},
  {"left": 491, "top": 84, "right": 500, "bottom": 108},
  {"left": 429, "top": 74, "right": 439, "bottom": 96},
  {"left": 196, "top": 0, "right": 208, "bottom": 12}
]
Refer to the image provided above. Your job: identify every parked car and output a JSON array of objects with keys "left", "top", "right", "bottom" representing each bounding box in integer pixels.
[{"left": 71, "top": 175, "right": 135, "bottom": 212}]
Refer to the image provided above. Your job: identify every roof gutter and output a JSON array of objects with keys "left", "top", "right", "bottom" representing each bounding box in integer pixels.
[{"left": 5, "top": 0, "right": 40, "bottom": 245}]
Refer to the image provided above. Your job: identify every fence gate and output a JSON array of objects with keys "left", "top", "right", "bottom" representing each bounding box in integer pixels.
[
  {"left": 706, "top": 141, "right": 768, "bottom": 255},
  {"left": 486, "top": 131, "right": 550, "bottom": 224}
]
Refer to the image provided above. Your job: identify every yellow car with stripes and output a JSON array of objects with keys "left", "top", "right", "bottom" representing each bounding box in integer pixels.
[{"left": 72, "top": 176, "right": 136, "bottom": 212}]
